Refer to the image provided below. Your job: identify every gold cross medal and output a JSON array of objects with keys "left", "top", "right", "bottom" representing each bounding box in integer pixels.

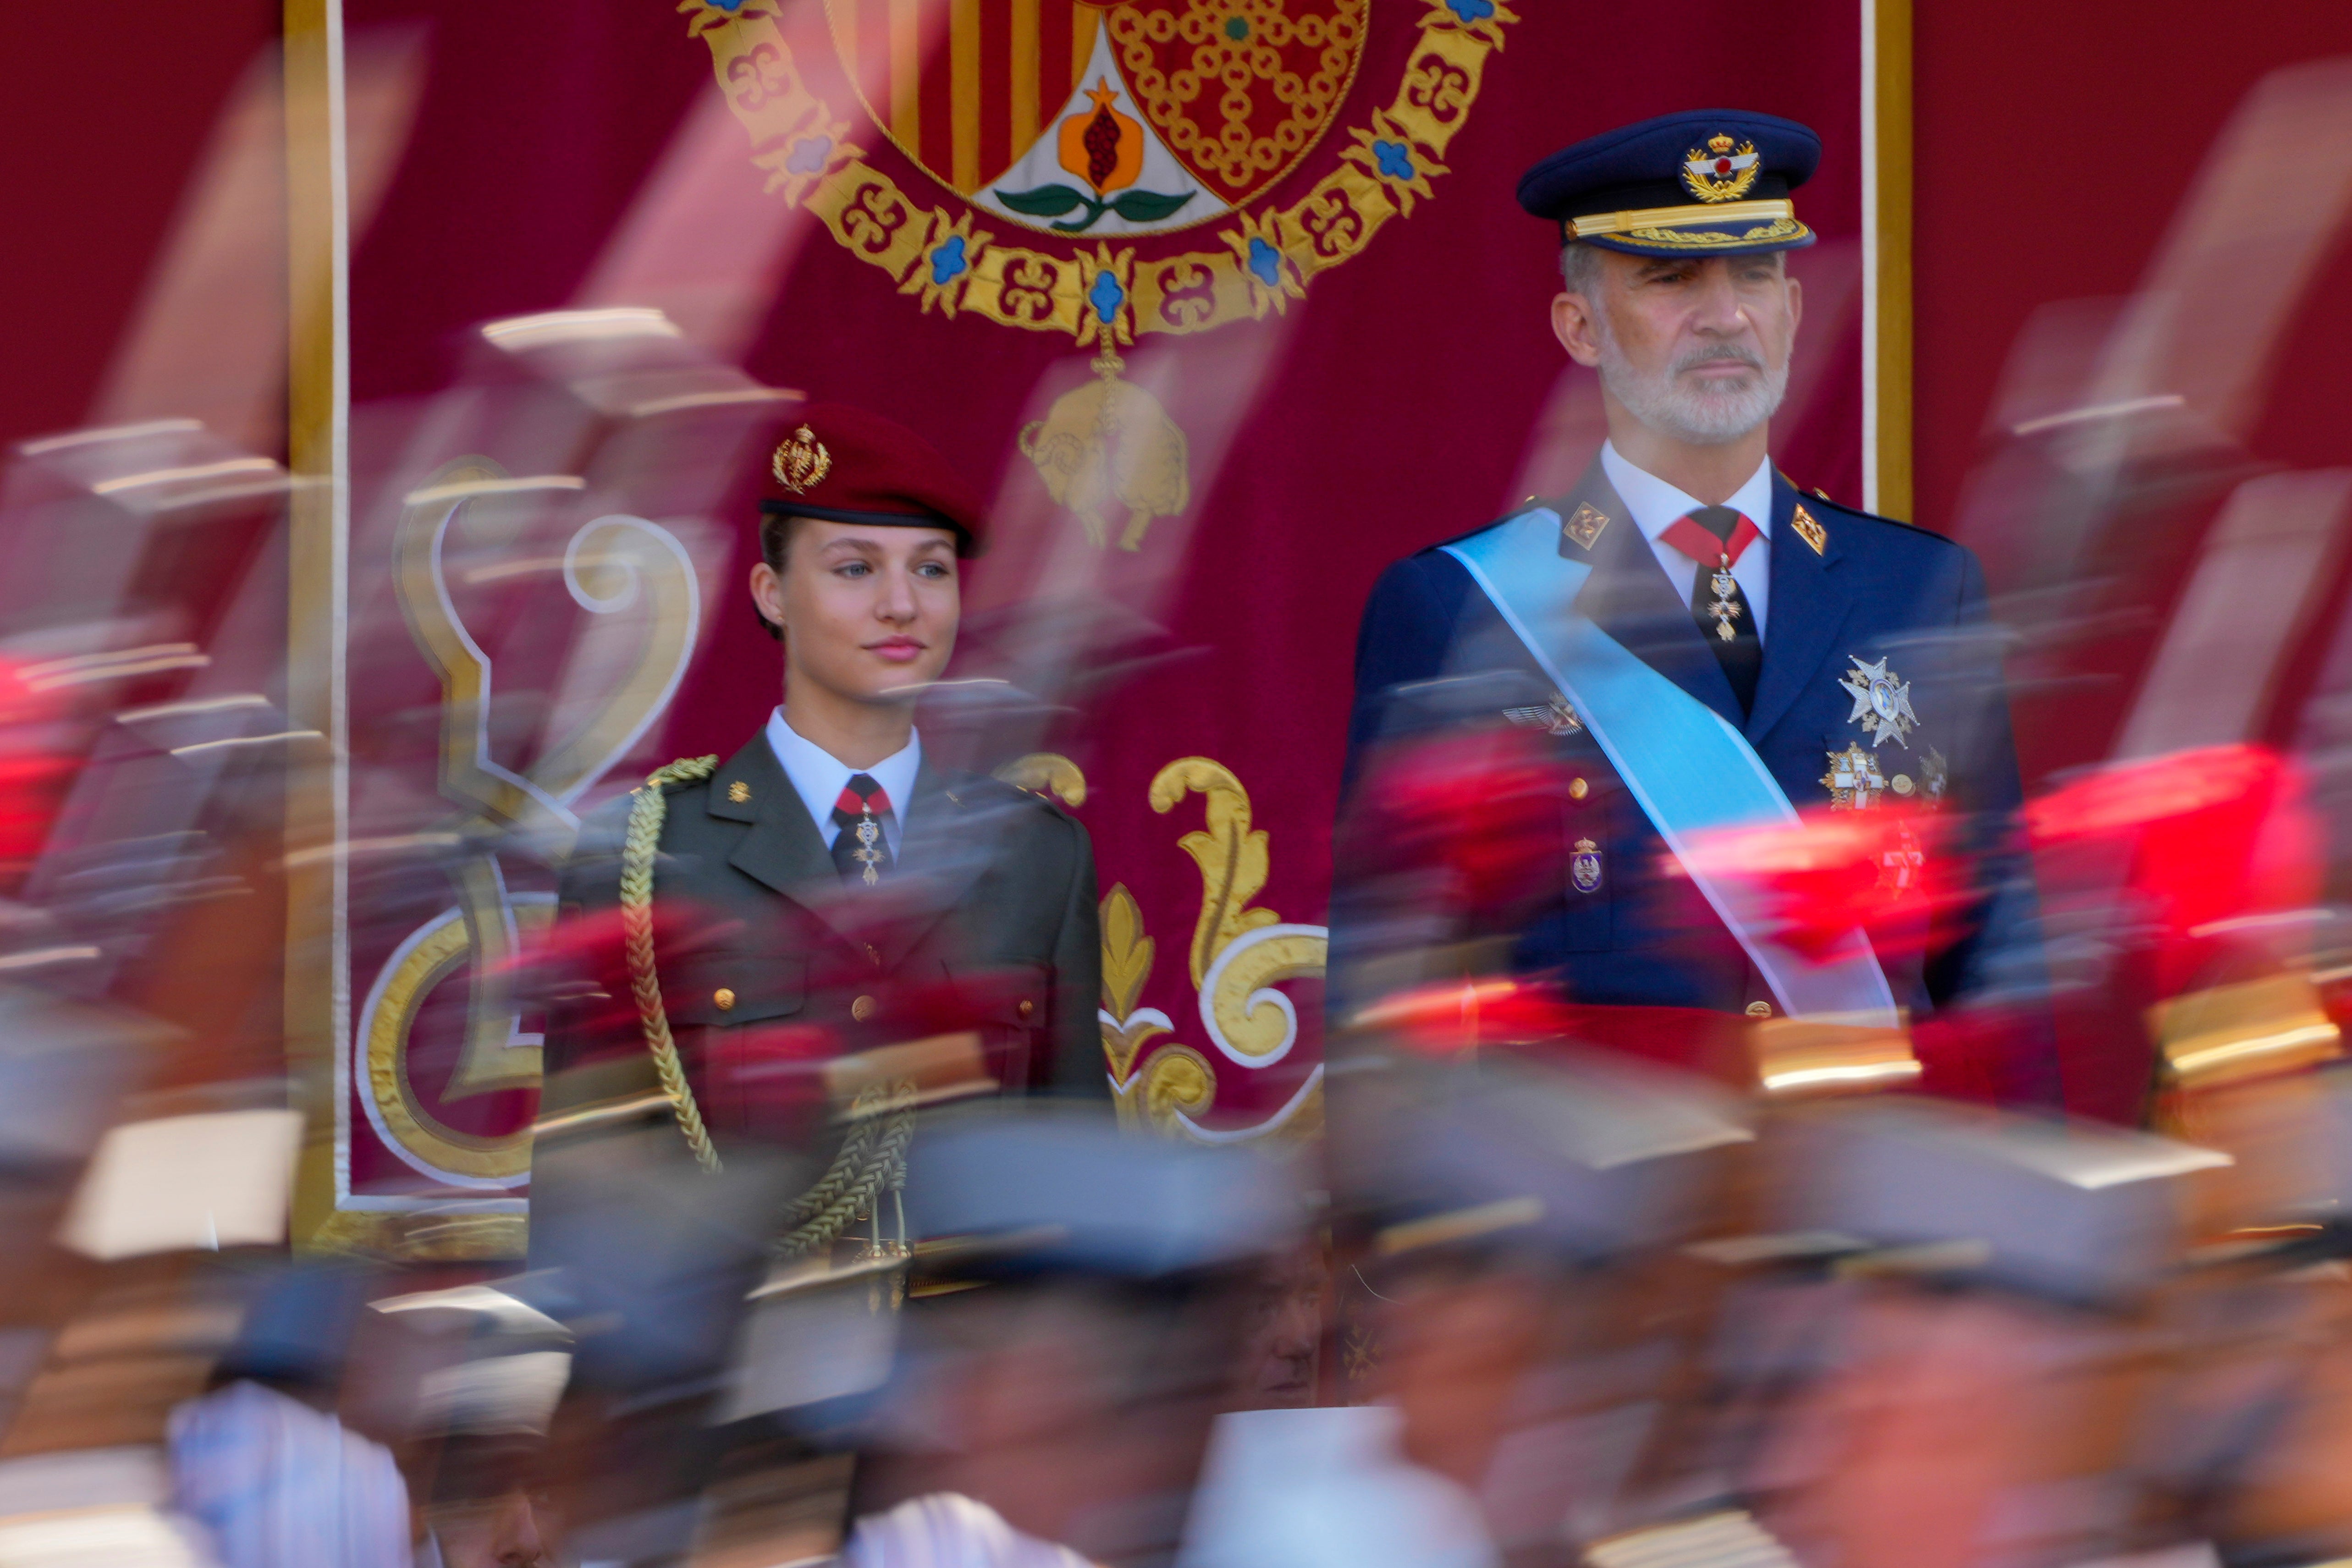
[
  {"left": 1705, "top": 560, "right": 1742, "bottom": 642},
  {"left": 1820, "top": 743, "right": 1887, "bottom": 811},
  {"left": 853, "top": 812, "right": 883, "bottom": 885}
]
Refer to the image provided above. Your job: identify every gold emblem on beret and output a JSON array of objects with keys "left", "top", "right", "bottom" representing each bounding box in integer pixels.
[
  {"left": 1791, "top": 502, "right": 1827, "bottom": 555},
  {"left": 1560, "top": 502, "right": 1610, "bottom": 551},
  {"left": 771, "top": 424, "right": 832, "bottom": 494},
  {"left": 1681, "top": 136, "right": 1761, "bottom": 204}
]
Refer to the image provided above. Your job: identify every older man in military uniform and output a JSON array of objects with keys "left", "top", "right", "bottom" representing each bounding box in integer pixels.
[
  {"left": 1334, "top": 111, "right": 2052, "bottom": 1100},
  {"left": 534, "top": 402, "right": 1105, "bottom": 1214}
]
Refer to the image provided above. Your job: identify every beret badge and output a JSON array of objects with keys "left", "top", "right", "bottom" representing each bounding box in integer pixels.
[
  {"left": 771, "top": 424, "right": 833, "bottom": 495},
  {"left": 1680, "top": 135, "right": 1761, "bottom": 203}
]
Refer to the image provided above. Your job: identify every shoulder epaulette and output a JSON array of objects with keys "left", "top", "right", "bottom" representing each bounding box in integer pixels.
[
  {"left": 642, "top": 754, "right": 717, "bottom": 793},
  {"left": 1779, "top": 475, "right": 1944, "bottom": 540}
]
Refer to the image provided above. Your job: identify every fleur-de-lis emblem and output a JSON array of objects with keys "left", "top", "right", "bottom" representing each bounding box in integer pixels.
[{"left": 772, "top": 424, "right": 832, "bottom": 494}]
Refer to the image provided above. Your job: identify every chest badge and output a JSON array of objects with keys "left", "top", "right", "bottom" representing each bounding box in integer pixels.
[
  {"left": 1821, "top": 743, "right": 1888, "bottom": 811},
  {"left": 1838, "top": 655, "right": 1918, "bottom": 748},
  {"left": 1571, "top": 836, "right": 1604, "bottom": 894}
]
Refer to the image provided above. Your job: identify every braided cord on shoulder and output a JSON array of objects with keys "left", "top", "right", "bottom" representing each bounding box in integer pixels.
[{"left": 620, "top": 754, "right": 721, "bottom": 1172}]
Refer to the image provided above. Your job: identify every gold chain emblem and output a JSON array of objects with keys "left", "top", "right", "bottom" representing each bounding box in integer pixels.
[
  {"left": 771, "top": 424, "right": 832, "bottom": 494},
  {"left": 1681, "top": 135, "right": 1762, "bottom": 204}
]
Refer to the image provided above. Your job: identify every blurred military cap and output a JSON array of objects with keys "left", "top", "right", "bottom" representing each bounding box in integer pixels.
[
  {"left": 1337, "top": 1052, "right": 1752, "bottom": 1266},
  {"left": 904, "top": 1107, "right": 1301, "bottom": 1280},
  {"left": 1779, "top": 1100, "right": 2227, "bottom": 1307}
]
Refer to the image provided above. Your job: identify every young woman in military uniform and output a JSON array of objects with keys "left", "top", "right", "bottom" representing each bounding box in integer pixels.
[{"left": 530, "top": 403, "right": 1106, "bottom": 1277}]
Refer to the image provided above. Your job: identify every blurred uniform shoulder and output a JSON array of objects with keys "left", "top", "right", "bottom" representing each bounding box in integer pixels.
[
  {"left": 944, "top": 767, "right": 1086, "bottom": 836},
  {"left": 566, "top": 762, "right": 717, "bottom": 868},
  {"left": 1789, "top": 483, "right": 1972, "bottom": 561}
]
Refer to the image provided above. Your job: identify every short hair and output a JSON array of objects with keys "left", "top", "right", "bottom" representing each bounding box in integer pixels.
[{"left": 1558, "top": 239, "right": 1606, "bottom": 297}]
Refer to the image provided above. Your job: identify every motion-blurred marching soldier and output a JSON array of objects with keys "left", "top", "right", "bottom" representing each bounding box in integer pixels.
[{"left": 1334, "top": 110, "right": 2051, "bottom": 1100}]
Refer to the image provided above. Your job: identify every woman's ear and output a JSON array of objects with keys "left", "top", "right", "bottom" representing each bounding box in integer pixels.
[{"left": 749, "top": 559, "right": 787, "bottom": 633}]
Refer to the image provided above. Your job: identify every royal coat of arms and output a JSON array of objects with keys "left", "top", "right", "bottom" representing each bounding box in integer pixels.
[{"left": 682, "top": 0, "right": 1518, "bottom": 547}]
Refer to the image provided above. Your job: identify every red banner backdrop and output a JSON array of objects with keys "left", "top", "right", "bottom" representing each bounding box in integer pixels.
[{"left": 319, "top": 0, "right": 1873, "bottom": 1250}]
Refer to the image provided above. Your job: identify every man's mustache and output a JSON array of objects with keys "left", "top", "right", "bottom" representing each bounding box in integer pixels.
[{"left": 1672, "top": 347, "right": 1766, "bottom": 376}]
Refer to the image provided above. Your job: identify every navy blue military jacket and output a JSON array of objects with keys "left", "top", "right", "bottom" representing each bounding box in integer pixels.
[{"left": 1336, "top": 460, "right": 2049, "bottom": 1062}]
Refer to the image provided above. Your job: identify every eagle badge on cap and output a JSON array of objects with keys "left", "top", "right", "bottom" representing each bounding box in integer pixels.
[
  {"left": 771, "top": 424, "right": 833, "bottom": 494},
  {"left": 1681, "top": 134, "right": 1761, "bottom": 203}
]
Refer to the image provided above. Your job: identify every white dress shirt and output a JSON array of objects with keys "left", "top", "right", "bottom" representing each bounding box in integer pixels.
[
  {"left": 765, "top": 707, "right": 920, "bottom": 857},
  {"left": 1599, "top": 441, "right": 1776, "bottom": 641}
]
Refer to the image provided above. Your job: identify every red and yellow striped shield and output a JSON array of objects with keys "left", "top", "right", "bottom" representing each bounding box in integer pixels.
[{"left": 824, "top": 0, "right": 1366, "bottom": 206}]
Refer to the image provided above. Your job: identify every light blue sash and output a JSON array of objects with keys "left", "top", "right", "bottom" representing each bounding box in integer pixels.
[{"left": 1443, "top": 508, "right": 1898, "bottom": 1026}]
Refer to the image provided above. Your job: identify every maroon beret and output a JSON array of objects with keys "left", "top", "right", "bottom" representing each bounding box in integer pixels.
[{"left": 759, "top": 402, "right": 986, "bottom": 555}]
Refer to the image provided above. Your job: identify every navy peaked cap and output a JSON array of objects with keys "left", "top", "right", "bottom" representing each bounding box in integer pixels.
[{"left": 1518, "top": 110, "right": 1822, "bottom": 257}]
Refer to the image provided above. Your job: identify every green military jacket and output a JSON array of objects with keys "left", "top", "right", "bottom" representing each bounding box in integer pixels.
[{"left": 534, "top": 731, "right": 1107, "bottom": 1172}]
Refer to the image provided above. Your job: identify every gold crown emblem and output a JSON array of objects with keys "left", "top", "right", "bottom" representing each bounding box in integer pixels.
[
  {"left": 771, "top": 424, "right": 832, "bottom": 494},
  {"left": 1708, "top": 133, "right": 1735, "bottom": 154}
]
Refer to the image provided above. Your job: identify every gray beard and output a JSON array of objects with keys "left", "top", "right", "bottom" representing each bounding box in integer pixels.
[{"left": 1597, "top": 336, "right": 1789, "bottom": 446}]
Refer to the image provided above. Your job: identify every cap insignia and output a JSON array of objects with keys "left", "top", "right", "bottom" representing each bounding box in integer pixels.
[
  {"left": 1560, "top": 502, "right": 1611, "bottom": 552},
  {"left": 1791, "top": 502, "right": 1827, "bottom": 555},
  {"left": 771, "top": 424, "right": 832, "bottom": 494},
  {"left": 1680, "top": 137, "right": 1761, "bottom": 204}
]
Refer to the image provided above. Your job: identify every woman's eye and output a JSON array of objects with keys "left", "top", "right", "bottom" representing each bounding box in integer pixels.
[
  {"left": 917, "top": 562, "right": 950, "bottom": 579},
  {"left": 836, "top": 561, "right": 870, "bottom": 578}
]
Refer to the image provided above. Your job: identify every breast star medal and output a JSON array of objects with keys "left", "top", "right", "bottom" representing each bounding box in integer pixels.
[
  {"left": 1838, "top": 655, "right": 1918, "bottom": 748},
  {"left": 1571, "top": 837, "right": 1604, "bottom": 894}
]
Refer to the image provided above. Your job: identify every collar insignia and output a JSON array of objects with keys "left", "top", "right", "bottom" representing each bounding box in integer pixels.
[
  {"left": 1681, "top": 135, "right": 1761, "bottom": 203},
  {"left": 772, "top": 424, "right": 832, "bottom": 494},
  {"left": 1559, "top": 502, "right": 1610, "bottom": 552},
  {"left": 1791, "top": 502, "right": 1827, "bottom": 555}
]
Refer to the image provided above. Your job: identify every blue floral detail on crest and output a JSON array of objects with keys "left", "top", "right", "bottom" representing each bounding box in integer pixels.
[
  {"left": 1089, "top": 271, "right": 1126, "bottom": 324},
  {"left": 930, "top": 236, "right": 969, "bottom": 286},
  {"left": 706, "top": 0, "right": 750, "bottom": 11},
  {"left": 1444, "top": 0, "right": 1494, "bottom": 19},
  {"left": 1246, "top": 237, "right": 1283, "bottom": 288},
  {"left": 785, "top": 136, "right": 832, "bottom": 175},
  {"left": 1372, "top": 140, "right": 1416, "bottom": 181}
]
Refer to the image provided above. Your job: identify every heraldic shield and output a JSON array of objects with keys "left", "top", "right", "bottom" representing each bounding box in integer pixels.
[{"left": 822, "top": 0, "right": 1368, "bottom": 235}]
